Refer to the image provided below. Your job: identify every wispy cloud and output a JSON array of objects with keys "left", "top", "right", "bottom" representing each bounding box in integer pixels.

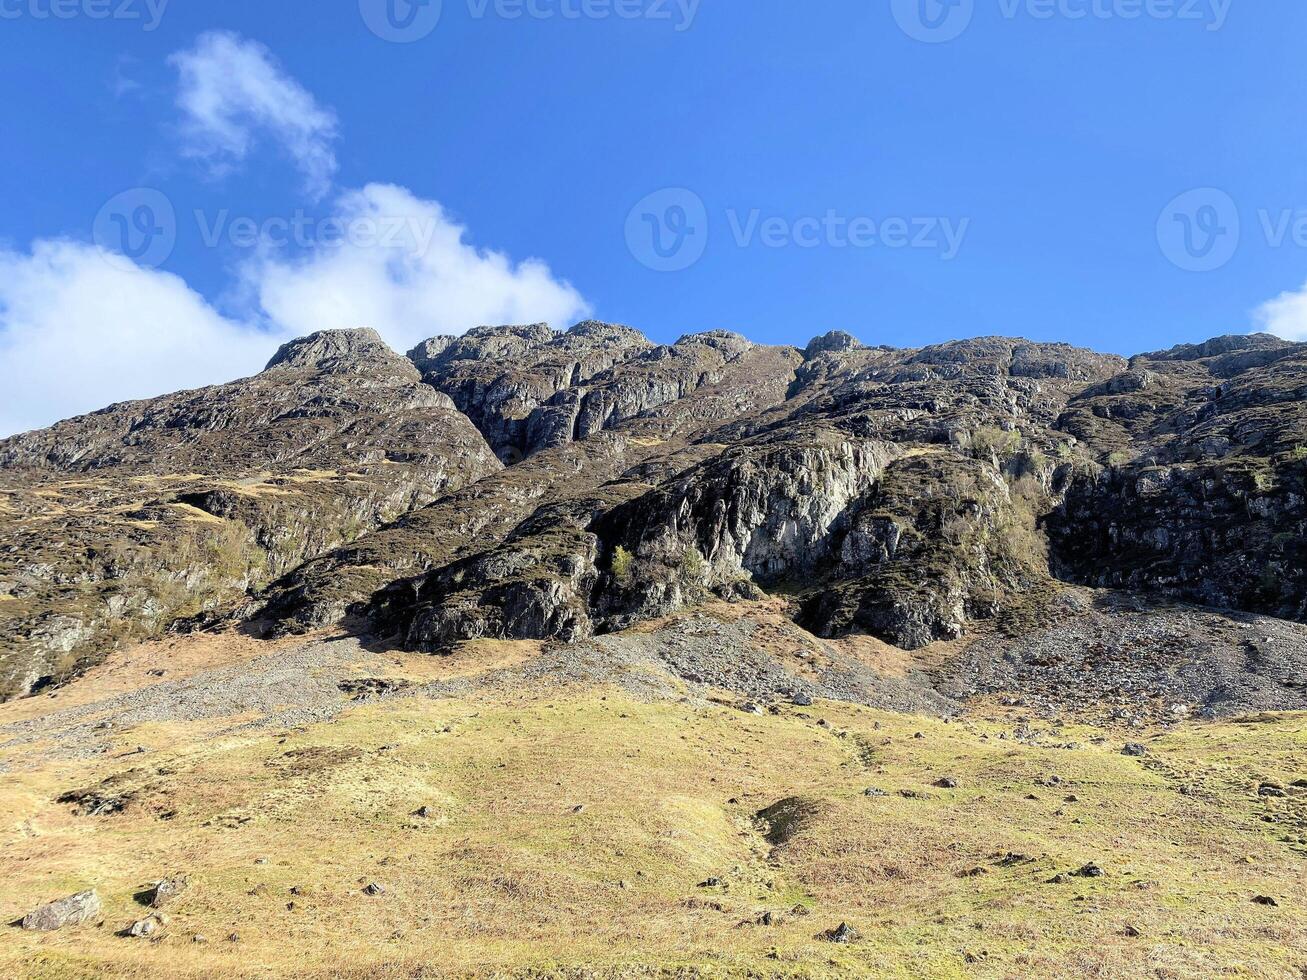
[
  {"left": 1254, "top": 280, "right": 1307, "bottom": 342},
  {"left": 169, "top": 31, "right": 339, "bottom": 199}
]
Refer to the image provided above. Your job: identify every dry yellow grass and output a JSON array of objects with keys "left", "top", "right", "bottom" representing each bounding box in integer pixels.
[{"left": 1, "top": 650, "right": 1305, "bottom": 978}]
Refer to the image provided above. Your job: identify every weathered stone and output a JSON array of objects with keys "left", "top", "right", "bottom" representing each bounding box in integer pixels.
[
  {"left": 21, "top": 890, "right": 101, "bottom": 931},
  {"left": 149, "top": 875, "right": 189, "bottom": 909}
]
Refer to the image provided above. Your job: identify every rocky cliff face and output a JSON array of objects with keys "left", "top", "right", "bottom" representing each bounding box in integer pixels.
[
  {"left": 2, "top": 322, "right": 1304, "bottom": 701},
  {"left": 0, "top": 329, "right": 500, "bottom": 697},
  {"left": 1047, "top": 333, "right": 1307, "bottom": 621}
]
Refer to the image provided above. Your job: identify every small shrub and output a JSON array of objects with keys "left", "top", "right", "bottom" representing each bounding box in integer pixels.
[
  {"left": 611, "top": 546, "right": 635, "bottom": 585},
  {"left": 1251, "top": 469, "right": 1277, "bottom": 493},
  {"left": 679, "top": 547, "right": 707, "bottom": 583},
  {"left": 968, "top": 427, "right": 1022, "bottom": 461}
]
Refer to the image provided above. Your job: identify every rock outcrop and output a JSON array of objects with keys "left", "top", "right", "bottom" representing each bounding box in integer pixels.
[
  {"left": 2, "top": 322, "right": 1305, "bottom": 700},
  {"left": 0, "top": 329, "right": 500, "bottom": 697},
  {"left": 21, "top": 889, "right": 102, "bottom": 931}
]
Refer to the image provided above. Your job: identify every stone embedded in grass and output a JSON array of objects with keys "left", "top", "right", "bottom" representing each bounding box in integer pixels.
[
  {"left": 1047, "top": 873, "right": 1071, "bottom": 885},
  {"left": 363, "top": 883, "right": 386, "bottom": 896},
  {"left": 934, "top": 777, "right": 959, "bottom": 789},
  {"left": 997, "top": 853, "right": 1034, "bottom": 867},
  {"left": 1252, "top": 895, "right": 1279, "bottom": 907},
  {"left": 414, "top": 805, "right": 434, "bottom": 818},
  {"left": 1122, "top": 743, "right": 1147, "bottom": 757},
  {"left": 1258, "top": 783, "right": 1286, "bottom": 798},
  {"left": 863, "top": 787, "right": 886, "bottom": 797},
  {"left": 1075, "top": 863, "right": 1105, "bottom": 878},
  {"left": 128, "top": 914, "right": 167, "bottom": 938},
  {"left": 822, "top": 922, "right": 858, "bottom": 943},
  {"left": 149, "top": 875, "right": 189, "bottom": 909},
  {"left": 21, "top": 889, "right": 101, "bottom": 931},
  {"left": 791, "top": 693, "right": 813, "bottom": 707},
  {"left": 698, "top": 877, "right": 722, "bottom": 888}
]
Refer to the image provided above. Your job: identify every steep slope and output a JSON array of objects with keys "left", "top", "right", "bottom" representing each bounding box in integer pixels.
[
  {"left": 3, "top": 322, "right": 1305, "bottom": 707},
  {"left": 257, "top": 327, "right": 1305, "bottom": 662},
  {"left": 1047, "top": 334, "right": 1307, "bottom": 619},
  {"left": 257, "top": 331, "right": 1131, "bottom": 652},
  {"left": 0, "top": 329, "right": 501, "bottom": 698}
]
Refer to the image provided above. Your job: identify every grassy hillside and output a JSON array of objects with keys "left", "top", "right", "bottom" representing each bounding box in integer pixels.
[{"left": 3, "top": 636, "right": 1304, "bottom": 979}]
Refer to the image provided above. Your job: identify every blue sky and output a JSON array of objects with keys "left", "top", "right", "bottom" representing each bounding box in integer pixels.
[{"left": 2, "top": 0, "right": 1306, "bottom": 435}]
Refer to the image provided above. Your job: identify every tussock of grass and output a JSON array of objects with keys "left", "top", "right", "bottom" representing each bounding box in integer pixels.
[{"left": 1, "top": 685, "right": 1305, "bottom": 978}]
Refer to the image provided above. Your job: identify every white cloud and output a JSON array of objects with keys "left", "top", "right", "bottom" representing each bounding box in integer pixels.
[
  {"left": 0, "top": 241, "right": 286, "bottom": 439},
  {"left": 0, "top": 34, "right": 592, "bottom": 439},
  {"left": 248, "top": 184, "right": 590, "bottom": 352},
  {"left": 0, "top": 186, "right": 590, "bottom": 438},
  {"left": 1254, "top": 280, "right": 1307, "bottom": 342},
  {"left": 170, "top": 31, "right": 339, "bottom": 199}
]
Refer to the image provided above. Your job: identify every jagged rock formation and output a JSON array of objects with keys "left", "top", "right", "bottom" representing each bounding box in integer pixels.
[
  {"left": 0, "top": 329, "right": 500, "bottom": 697},
  {"left": 2, "top": 322, "right": 1304, "bottom": 702},
  {"left": 407, "top": 321, "right": 655, "bottom": 462},
  {"left": 1048, "top": 332, "right": 1307, "bottom": 620}
]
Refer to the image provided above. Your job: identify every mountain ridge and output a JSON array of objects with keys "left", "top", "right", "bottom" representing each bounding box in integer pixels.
[{"left": 1, "top": 322, "right": 1304, "bottom": 706}]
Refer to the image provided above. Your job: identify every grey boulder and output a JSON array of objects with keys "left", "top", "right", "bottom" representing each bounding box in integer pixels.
[{"left": 22, "top": 889, "right": 101, "bottom": 931}]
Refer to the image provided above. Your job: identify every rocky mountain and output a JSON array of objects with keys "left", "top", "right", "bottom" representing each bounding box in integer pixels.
[{"left": 1, "top": 322, "right": 1304, "bottom": 707}]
